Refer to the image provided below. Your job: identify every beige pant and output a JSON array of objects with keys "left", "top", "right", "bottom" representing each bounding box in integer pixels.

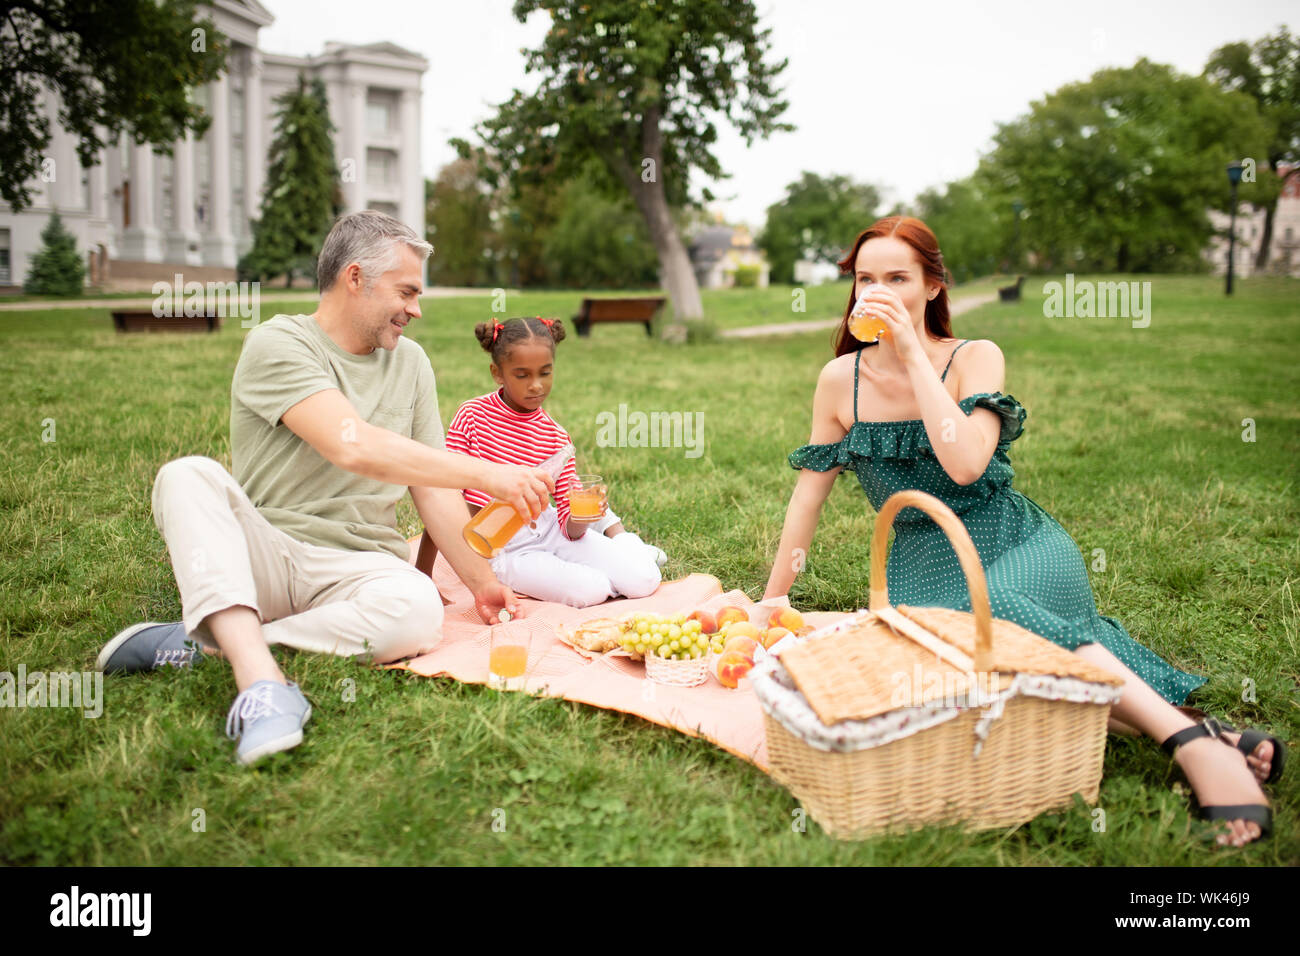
[{"left": 151, "top": 456, "right": 443, "bottom": 663}]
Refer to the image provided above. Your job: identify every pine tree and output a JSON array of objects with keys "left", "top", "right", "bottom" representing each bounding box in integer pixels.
[
  {"left": 23, "top": 210, "right": 86, "bottom": 296},
  {"left": 239, "top": 73, "right": 341, "bottom": 287}
]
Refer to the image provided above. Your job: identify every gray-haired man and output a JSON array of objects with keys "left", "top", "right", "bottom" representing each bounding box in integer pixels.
[{"left": 98, "top": 211, "right": 553, "bottom": 764}]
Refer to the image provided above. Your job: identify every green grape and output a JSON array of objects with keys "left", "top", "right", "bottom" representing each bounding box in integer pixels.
[
  {"left": 636, "top": 621, "right": 649, "bottom": 635},
  {"left": 690, "top": 647, "right": 703, "bottom": 659},
  {"left": 658, "top": 645, "right": 673, "bottom": 658}
]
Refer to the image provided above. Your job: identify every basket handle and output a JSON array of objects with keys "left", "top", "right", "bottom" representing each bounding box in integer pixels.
[{"left": 868, "top": 490, "right": 994, "bottom": 672}]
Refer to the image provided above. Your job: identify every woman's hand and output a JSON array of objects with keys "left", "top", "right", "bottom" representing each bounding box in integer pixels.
[{"left": 855, "top": 285, "right": 925, "bottom": 365}]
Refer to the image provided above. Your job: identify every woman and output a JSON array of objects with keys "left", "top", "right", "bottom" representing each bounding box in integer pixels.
[{"left": 764, "top": 216, "right": 1282, "bottom": 846}]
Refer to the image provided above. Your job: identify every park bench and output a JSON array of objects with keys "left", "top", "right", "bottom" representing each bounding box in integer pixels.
[
  {"left": 112, "top": 310, "right": 221, "bottom": 333},
  {"left": 998, "top": 276, "right": 1025, "bottom": 302},
  {"left": 571, "top": 296, "right": 666, "bottom": 337}
]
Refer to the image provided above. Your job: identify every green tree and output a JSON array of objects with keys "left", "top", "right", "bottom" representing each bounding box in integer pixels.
[
  {"left": 463, "top": 0, "right": 792, "bottom": 320},
  {"left": 911, "top": 176, "right": 1007, "bottom": 283},
  {"left": 23, "top": 210, "right": 85, "bottom": 295},
  {"left": 759, "top": 172, "right": 881, "bottom": 284},
  {"left": 0, "top": 0, "right": 227, "bottom": 211},
  {"left": 977, "top": 58, "right": 1274, "bottom": 272},
  {"left": 542, "top": 172, "right": 659, "bottom": 288},
  {"left": 1204, "top": 27, "right": 1300, "bottom": 269},
  {"left": 239, "top": 74, "right": 341, "bottom": 287},
  {"left": 425, "top": 157, "right": 499, "bottom": 287}
]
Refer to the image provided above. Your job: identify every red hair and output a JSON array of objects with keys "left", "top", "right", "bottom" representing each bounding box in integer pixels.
[{"left": 832, "top": 216, "right": 952, "bottom": 357}]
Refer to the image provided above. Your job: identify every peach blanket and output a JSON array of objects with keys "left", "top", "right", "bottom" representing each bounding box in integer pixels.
[{"left": 395, "top": 541, "right": 850, "bottom": 770}]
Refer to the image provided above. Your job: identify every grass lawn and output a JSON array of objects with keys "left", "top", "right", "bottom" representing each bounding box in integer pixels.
[{"left": 1, "top": 274, "right": 1296, "bottom": 865}]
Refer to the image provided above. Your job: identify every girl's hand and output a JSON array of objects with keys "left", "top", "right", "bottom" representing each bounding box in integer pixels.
[
  {"left": 565, "top": 488, "right": 608, "bottom": 537},
  {"left": 856, "top": 285, "right": 924, "bottom": 365}
]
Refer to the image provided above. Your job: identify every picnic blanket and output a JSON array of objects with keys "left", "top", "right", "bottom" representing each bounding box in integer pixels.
[{"left": 396, "top": 538, "right": 850, "bottom": 770}]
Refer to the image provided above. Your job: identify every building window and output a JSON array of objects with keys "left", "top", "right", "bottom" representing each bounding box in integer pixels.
[
  {"left": 367, "top": 95, "right": 393, "bottom": 135},
  {"left": 369, "top": 201, "right": 399, "bottom": 217},
  {"left": 1286, "top": 227, "right": 1294, "bottom": 242},
  {"left": 367, "top": 148, "right": 396, "bottom": 186},
  {"left": 0, "top": 228, "right": 10, "bottom": 284}
]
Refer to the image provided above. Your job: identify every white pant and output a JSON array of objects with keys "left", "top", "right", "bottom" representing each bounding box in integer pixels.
[
  {"left": 490, "top": 505, "right": 662, "bottom": 608},
  {"left": 151, "top": 456, "right": 444, "bottom": 663}
]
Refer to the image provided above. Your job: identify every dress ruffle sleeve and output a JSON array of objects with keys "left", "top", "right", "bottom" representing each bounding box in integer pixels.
[{"left": 958, "top": 392, "right": 1026, "bottom": 446}]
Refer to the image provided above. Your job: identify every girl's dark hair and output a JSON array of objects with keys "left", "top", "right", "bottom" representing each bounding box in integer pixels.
[
  {"left": 473, "top": 316, "right": 567, "bottom": 364},
  {"left": 832, "top": 216, "right": 953, "bottom": 357}
]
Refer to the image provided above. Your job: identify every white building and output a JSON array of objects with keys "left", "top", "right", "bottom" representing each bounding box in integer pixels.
[
  {"left": 1204, "top": 165, "right": 1300, "bottom": 279},
  {"left": 0, "top": 0, "right": 427, "bottom": 291}
]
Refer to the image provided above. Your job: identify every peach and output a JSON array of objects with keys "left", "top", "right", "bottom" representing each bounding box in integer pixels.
[
  {"left": 722, "top": 621, "right": 760, "bottom": 641},
  {"left": 713, "top": 650, "right": 756, "bottom": 689},
  {"left": 723, "top": 635, "right": 760, "bottom": 658},
  {"left": 687, "top": 609, "right": 718, "bottom": 634},
  {"left": 760, "top": 626, "right": 792, "bottom": 650},
  {"left": 716, "top": 606, "right": 749, "bottom": 628},
  {"left": 771, "top": 607, "right": 805, "bottom": 632}
]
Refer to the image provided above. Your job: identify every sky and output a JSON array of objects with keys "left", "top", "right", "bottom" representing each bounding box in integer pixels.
[{"left": 258, "top": 0, "right": 1297, "bottom": 230}]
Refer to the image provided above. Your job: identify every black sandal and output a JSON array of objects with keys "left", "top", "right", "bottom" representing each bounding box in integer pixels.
[
  {"left": 1213, "top": 719, "right": 1287, "bottom": 785},
  {"left": 1161, "top": 720, "right": 1273, "bottom": 841}
]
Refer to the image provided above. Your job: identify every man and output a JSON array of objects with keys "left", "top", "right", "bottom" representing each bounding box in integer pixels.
[{"left": 97, "top": 211, "right": 553, "bottom": 764}]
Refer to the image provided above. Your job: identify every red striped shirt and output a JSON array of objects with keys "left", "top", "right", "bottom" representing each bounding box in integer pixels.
[{"left": 446, "top": 388, "right": 580, "bottom": 538}]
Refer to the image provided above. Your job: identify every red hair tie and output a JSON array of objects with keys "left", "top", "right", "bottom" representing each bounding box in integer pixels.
[{"left": 491, "top": 321, "right": 503, "bottom": 343}]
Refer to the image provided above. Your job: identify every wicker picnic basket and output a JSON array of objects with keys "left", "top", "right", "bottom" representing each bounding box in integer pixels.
[{"left": 752, "top": 490, "right": 1125, "bottom": 839}]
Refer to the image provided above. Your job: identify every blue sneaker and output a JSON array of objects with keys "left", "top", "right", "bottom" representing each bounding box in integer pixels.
[
  {"left": 224, "top": 680, "right": 312, "bottom": 765},
  {"left": 97, "top": 621, "right": 204, "bottom": 673}
]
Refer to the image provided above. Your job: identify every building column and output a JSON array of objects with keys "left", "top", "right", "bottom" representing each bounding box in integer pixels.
[
  {"left": 398, "top": 87, "right": 423, "bottom": 235},
  {"left": 166, "top": 132, "right": 202, "bottom": 265},
  {"left": 244, "top": 48, "right": 265, "bottom": 225},
  {"left": 345, "top": 80, "right": 366, "bottom": 212},
  {"left": 202, "top": 69, "right": 237, "bottom": 267},
  {"left": 120, "top": 143, "right": 164, "bottom": 261}
]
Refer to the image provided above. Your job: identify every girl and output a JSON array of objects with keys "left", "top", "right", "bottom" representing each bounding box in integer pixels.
[
  {"left": 448, "top": 316, "right": 666, "bottom": 609},
  {"left": 764, "top": 216, "right": 1283, "bottom": 846}
]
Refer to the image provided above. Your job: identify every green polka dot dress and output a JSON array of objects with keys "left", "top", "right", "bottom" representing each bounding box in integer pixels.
[{"left": 788, "top": 340, "right": 1205, "bottom": 705}]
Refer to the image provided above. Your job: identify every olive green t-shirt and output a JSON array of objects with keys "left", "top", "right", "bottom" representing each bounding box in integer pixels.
[{"left": 230, "top": 313, "right": 444, "bottom": 561}]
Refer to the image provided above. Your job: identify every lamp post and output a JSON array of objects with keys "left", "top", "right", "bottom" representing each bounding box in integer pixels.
[
  {"left": 1226, "top": 161, "right": 1243, "bottom": 295},
  {"left": 1011, "top": 200, "right": 1024, "bottom": 271}
]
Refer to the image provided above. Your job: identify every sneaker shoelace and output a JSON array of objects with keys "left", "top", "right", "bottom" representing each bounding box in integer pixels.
[{"left": 225, "top": 683, "right": 278, "bottom": 741}]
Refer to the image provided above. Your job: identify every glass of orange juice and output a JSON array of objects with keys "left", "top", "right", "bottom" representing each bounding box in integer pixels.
[
  {"left": 569, "top": 475, "right": 607, "bottom": 519},
  {"left": 849, "top": 287, "right": 889, "bottom": 343},
  {"left": 488, "top": 615, "right": 532, "bottom": 691}
]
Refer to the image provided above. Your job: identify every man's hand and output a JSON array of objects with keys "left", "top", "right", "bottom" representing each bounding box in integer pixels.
[
  {"left": 474, "top": 580, "right": 521, "bottom": 625},
  {"left": 481, "top": 463, "right": 554, "bottom": 522}
]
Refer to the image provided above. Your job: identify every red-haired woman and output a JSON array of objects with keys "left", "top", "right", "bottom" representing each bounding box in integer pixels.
[{"left": 764, "top": 216, "right": 1283, "bottom": 846}]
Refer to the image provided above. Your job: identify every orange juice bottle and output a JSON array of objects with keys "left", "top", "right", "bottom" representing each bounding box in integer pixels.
[{"left": 462, "top": 443, "right": 574, "bottom": 557}]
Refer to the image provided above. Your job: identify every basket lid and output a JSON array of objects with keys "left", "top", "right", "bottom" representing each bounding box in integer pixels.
[{"left": 778, "top": 607, "right": 1122, "bottom": 726}]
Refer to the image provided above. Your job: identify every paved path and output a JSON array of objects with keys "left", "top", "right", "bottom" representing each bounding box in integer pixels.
[
  {"left": 0, "top": 286, "right": 493, "bottom": 312},
  {"left": 719, "top": 291, "right": 999, "bottom": 339}
]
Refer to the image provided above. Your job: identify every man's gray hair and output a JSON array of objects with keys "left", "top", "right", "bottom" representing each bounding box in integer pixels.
[{"left": 316, "top": 210, "right": 433, "bottom": 292}]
